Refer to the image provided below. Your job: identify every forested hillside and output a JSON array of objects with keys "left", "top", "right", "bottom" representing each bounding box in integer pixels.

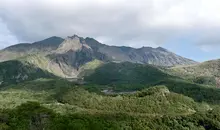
[{"left": 0, "top": 79, "right": 218, "bottom": 129}]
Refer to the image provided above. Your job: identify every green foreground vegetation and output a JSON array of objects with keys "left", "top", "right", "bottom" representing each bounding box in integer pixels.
[
  {"left": 1, "top": 101, "right": 220, "bottom": 130},
  {"left": 0, "top": 78, "right": 219, "bottom": 130}
]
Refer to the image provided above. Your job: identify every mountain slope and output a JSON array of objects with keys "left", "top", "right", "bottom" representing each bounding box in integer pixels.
[
  {"left": 84, "top": 62, "right": 171, "bottom": 85},
  {"left": 0, "top": 35, "right": 197, "bottom": 67},
  {"left": 0, "top": 35, "right": 198, "bottom": 79},
  {"left": 0, "top": 60, "right": 55, "bottom": 86},
  {"left": 169, "top": 59, "right": 220, "bottom": 87},
  {"left": 4, "top": 36, "right": 64, "bottom": 53},
  {"left": 42, "top": 35, "right": 197, "bottom": 78},
  {"left": 45, "top": 35, "right": 108, "bottom": 78},
  {"left": 0, "top": 36, "right": 64, "bottom": 62},
  {"left": 19, "top": 54, "right": 71, "bottom": 78},
  {"left": 171, "top": 59, "right": 220, "bottom": 77},
  {"left": 58, "top": 86, "right": 207, "bottom": 115},
  {"left": 85, "top": 37, "right": 197, "bottom": 66}
]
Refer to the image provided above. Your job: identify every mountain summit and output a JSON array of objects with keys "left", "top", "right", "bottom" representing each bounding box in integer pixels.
[{"left": 56, "top": 35, "right": 91, "bottom": 53}]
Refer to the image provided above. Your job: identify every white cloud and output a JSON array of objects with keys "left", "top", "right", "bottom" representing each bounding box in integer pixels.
[
  {"left": 0, "top": 0, "right": 220, "bottom": 50},
  {"left": 0, "top": 19, "right": 18, "bottom": 48}
]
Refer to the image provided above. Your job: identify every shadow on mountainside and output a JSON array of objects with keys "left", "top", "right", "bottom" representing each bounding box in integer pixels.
[
  {"left": 84, "top": 62, "right": 220, "bottom": 104},
  {"left": 0, "top": 60, "right": 56, "bottom": 87}
]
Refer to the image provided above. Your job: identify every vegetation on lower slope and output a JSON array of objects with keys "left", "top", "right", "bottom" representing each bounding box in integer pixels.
[
  {"left": 156, "top": 79, "right": 220, "bottom": 104},
  {"left": 0, "top": 60, "right": 55, "bottom": 86},
  {"left": 0, "top": 79, "right": 220, "bottom": 130},
  {"left": 0, "top": 102, "right": 220, "bottom": 130},
  {"left": 17, "top": 54, "right": 104, "bottom": 78},
  {"left": 0, "top": 50, "right": 26, "bottom": 62},
  {"left": 83, "top": 62, "right": 220, "bottom": 105},
  {"left": 78, "top": 59, "right": 104, "bottom": 77},
  {"left": 85, "top": 62, "right": 171, "bottom": 85},
  {"left": 19, "top": 54, "right": 71, "bottom": 78},
  {"left": 171, "top": 59, "right": 220, "bottom": 77},
  {"left": 0, "top": 79, "right": 216, "bottom": 113},
  {"left": 169, "top": 59, "right": 220, "bottom": 86},
  {"left": 19, "top": 54, "right": 50, "bottom": 69},
  {"left": 58, "top": 86, "right": 211, "bottom": 115}
]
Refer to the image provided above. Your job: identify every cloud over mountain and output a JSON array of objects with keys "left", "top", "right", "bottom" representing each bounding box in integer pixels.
[{"left": 0, "top": 0, "right": 220, "bottom": 50}]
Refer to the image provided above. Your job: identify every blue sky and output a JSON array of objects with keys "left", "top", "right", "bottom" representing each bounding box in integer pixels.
[
  {"left": 0, "top": 0, "right": 220, "bottom": 62},
  {"left": 162, "top": 40, "right": 220, "bottom": 62}
]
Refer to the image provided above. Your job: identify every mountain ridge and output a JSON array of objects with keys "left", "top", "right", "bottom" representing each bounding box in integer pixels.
[{"left": 0, "top": 35, "right": 198, "bottom": 78}]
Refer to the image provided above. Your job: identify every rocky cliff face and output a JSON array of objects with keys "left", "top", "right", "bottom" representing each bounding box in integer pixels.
[
  {"left": 56, "top": 35, "right": 88, "bottom": 53},
  {"left": 46, "top": 35, "right": 107, "bottom": 78}
]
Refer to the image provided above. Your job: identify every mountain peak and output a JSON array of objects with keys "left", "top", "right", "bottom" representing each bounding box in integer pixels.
[
  {"left": 67, "top": 34, "right": 80, "bottom": 39},
  {"left": 156, "top": 47, "right": 168, "bottom": 52},
  {"left": 139, "top": 46, "right": 167, "bottom": 52},
  {"left": 32, "top": 36, "right": 64, "bottom": 45},
  {"left": 56, "top": 36, "right": 83, "bottom": 53},
  {"left": 67, "top": 34, "right": 86, "bottom": 41},
  {"left": 140, "top": 46, "right": 153, "bottom": 49},
  {"left": 56, "top": 35, "right": 92, "bottom": 53}
]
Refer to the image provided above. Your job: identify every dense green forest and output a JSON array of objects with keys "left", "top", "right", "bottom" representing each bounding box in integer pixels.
[
  {"left": 84, "top": 62, "right": 170, "bottom": 85},
  {"left": 0, "top": 90, "right": 220, "bottom": 130},
  {"left": 0, "top": 101, "right": 220, "bottom": 130},
  {"left": 0, "top": 78, "right": 219, "bottom": 130}
]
